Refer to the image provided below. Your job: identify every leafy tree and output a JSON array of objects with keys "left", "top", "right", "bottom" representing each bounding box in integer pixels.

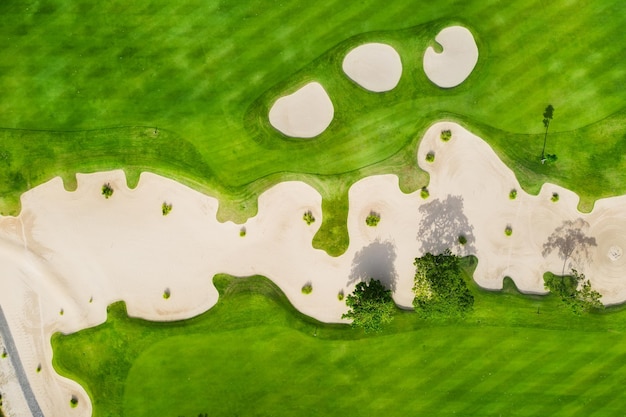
[
  {"left": 413, "top": 249, "right": 474, "bottom": 319},
  {"left": 342, "top": 279, "right": 395, "bottom": 333},
  {"left": 162, "top": 202, "right": 173, "bottom": 216},
  {"left": 541, "top": 104, "right": 554, "bottom": 161},
  {"left": 544, "top": 269, "right": 603, "bottom": 315}
]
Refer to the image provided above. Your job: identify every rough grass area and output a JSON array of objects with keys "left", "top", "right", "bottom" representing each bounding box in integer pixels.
[{"left": 53, "top": 271, "right": 626, "bottom": 417}]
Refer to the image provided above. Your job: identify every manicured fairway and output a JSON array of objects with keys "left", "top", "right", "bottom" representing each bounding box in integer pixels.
[{"left": 52, "top": 273, "right": 626, "bottom": 417}]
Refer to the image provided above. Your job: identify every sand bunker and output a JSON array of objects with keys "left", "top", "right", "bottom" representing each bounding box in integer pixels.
[
  {"left": 423, "top": 26, "right": 478, "bottom": 88},
  {"left": 268, "top": 82, "right": 334, "bottom": 138},
  {"left": 6, "top": 122, "right": 626, "bottom": 415},
  {"left": 342, "top": 43, "right": 402, "bottom": 92}
]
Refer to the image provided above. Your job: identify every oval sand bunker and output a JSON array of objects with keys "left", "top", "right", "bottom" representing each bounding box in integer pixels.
[
  {"left": 342, "top": 43, "right": 402, "bottom": 92},
  {"left": 268, "top": 82, "right": 334, "bottom": 138},
  {"left": 423, "top": 26, "right": 478, "bottom": 88}
]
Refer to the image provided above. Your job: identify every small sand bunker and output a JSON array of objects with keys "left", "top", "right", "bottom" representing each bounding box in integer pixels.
[
  {"left": 268, "top": 82, "right": 334, "bottom": 138},
  {"left": 342, "top": 43, "right": 402, "bottom": 92},
  {"left": 423, "top": 26, "right": 479, "bottom": 88}
]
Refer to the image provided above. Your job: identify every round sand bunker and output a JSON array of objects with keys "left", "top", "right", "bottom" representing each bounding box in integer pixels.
[
  {"left": 342, "top": 43, "right": 402, "bottom": 92},
  {"left": 423, "top": 26, "right": 478, "bottom": 88},
  {"left": 268, "top": 82, "right": 334, "bottom": 138}
]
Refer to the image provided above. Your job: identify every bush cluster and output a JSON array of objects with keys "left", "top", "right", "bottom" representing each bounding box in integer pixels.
[
  {"left": 544, "top": 269, "right": 603, "bottom": 315},
  {"left": 440, "top": 129, "right": 452, "bottom": 141},
  {"left": 101, "top": 183, "right": 114, "bottom": 199},
  {"left": 366, "top": 212, "right": 381, "bottom": 227},
  {"left": 302, "top": 210, "right": 315, "bottom": 225}
]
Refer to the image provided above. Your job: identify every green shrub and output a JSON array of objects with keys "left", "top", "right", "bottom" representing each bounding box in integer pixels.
[
  {"left": 303, "top": 210, "right": 315, "bottom": 225},
  {"left": 101, "top": 183, "right": 114, "bottom": 199},
  {"left": 1, "top": 349, "right": 7, "bottom": 358},
  {"left": 70, "top": 396, "right": 78, "bottom": 408},
  {"left": 89, "top": 296, "right": 93, "bottom": 303},
  {"left": 365, "top": 212, "right": 381, "bottom": 227},
  {"left": 420, "top": 187, "right": 430, "bottom": 199},
  {"left": 509, "top": 189, "right": 517, "bottom": 200},
  {"left": 425, "top": 152, "right": 435, "bottom": 163},
  {"left": 163, "top": 288, "right": 171, "bottom": 299},
  {"left": 301, "top": 284, "right": 313, "bottom": 294},
  {"left": 337, "top": 291, "right": 344, "bottom": 301},
  {"left": 505, "top": 225, "right": 513, "bottom": 236},
  {"left": 59, "top": 308, "right": 64, "bottom": 316},
  {"left": 546, "top": 153, "right": 558, "bottom": 163},
  {"left": 458, "top": 235, "right": 467, "bottom": 245},
  {"left": 36, "top": 364, "right": 42, "bottom": 373},
  {"left": 162, "top": 202, "right": 173, "bottom": 216},
  {"left": 239, "top": 227, "right": 246, "bottom": 237},
  {"left": 440, "top": 129, "right": 452, "bottom": 141},
  {"left": 551, "top": 192, "right": 559, "bottom": 202}
]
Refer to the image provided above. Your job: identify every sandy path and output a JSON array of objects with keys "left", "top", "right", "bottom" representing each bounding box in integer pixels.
[
  {"left": 423, "top": 26, "right": 479, "bottom": 88},
  {"left": 342, "top": 43, "right": 402, "bottom": 92},
  {"left": 2, "top": 121, "right": 626, "bottom": 415},
  {"left": 268, "top": 82, "right": 334, "bottom": 138}
]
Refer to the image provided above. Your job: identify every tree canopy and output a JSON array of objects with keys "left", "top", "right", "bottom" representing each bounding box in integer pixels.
[
  {"left": 412, "top": 250, "right": 474, "bottom": 319},
  {"left": 544, "top": 269, "right": 603, "bottom": 315},
  {"left": 342, "top": 279, "right": 395, "bottom": 333}
]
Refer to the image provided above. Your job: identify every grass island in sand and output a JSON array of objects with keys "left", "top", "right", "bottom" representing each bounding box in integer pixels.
[{"left": 1, "top": 0, "right": 626, "bottom": 416}]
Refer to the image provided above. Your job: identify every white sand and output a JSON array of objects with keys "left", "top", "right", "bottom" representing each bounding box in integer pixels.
[
  {"left": 268, "top": 82, "right": 334, "bottom": 138},
  {"left": 342, "top": 43, "right": 402, "bottom": 92},
  {"left": 3, "top": 122, "right": 626, "bottom": 415},
  {"left": 423, "top": 26, "right": 479, "bottom": 88}
]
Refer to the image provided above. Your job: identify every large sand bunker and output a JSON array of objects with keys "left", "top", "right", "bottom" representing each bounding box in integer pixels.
[
  {"left": 342, "top": 43, "right": 402, "bottom": 92},
  {"left": 268, "top": 82, "right": 334, "bottom": 138},
  {"left": 5, "top": 122, "right": 626, "bottom": 416},
  {"left": 423, "top": 26, "right": 478, "bottom": 88}
]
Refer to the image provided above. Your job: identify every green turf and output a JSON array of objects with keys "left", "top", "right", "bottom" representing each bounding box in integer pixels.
[{"left": 52, "top": 270, "right": 626, "bottom": 417}]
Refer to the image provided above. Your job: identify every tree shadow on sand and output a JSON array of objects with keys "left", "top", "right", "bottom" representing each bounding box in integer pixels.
[
  {"left": 542, "top": 218, "right": 597, "bottom": 275},
  {"left": 348, "top": 239, "right": 398, "bottom": 292},
  {"left": 417, "top": 195, "right": 475, "bottom": 256}
]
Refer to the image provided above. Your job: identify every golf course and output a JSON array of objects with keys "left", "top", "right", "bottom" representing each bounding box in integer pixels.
[{"left": 0, "top": 0, "right": 626, "bottom": 416}]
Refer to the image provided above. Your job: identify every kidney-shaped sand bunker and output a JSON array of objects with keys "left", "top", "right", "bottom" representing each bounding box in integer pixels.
[{"left": 423, "top": 26, "right": 478, "bottom": 88}]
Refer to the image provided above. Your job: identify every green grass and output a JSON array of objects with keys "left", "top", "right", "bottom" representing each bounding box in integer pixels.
[{"left": 52, "top": 270, "right": 626, "bottom": 417}]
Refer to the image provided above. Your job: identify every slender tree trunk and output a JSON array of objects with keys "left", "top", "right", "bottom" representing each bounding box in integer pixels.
[{"left": 541, "top": 124, "right": 549, "bottom": 161}]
